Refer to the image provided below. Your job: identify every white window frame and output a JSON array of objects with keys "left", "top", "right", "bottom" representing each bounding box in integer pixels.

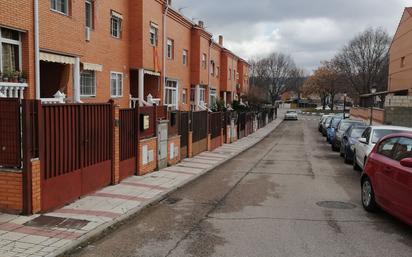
[
  {"left": 110, "top": 12, "right": 122, "bottom": 39},
  {"left": 199, "top": 86, "right": 206, "bottom": 103},
  {"left": 183, "top": 49, "right": 188, "bottom": 66},
  {"left": 167, "top": 38, "right": 174, "bottom": 59},
  {"left": 210, "top": 60, "right": 215, "bottom": 76},
  {"left": 209, "top": 88, "right": 217, "bottom": 107},
  {"left": 110, "top": 72, "right": 123, "bottom": 98},
  {"left": 165, "top": 79, "right": 179, "bottom": 108},
  {"left": 0, "top": 28, "right": 22, "bottom": 73},
  {"left": 182, "top": 88, "right": 187, "bottom": 104},
  {"left": 150, "top": 24, "right": 158, "bottom": 46},
  {"left": 85, "top": 0, "right": 93, "bottom": 29},
  {"left": 50, "top": 0, "right": 69, "bottom": 15},
  {"left": 80, "top": 70, "right": 96, "bottom": 97},
  {"left": 202, "top": 53, "right": 207, "bottom": 69}
]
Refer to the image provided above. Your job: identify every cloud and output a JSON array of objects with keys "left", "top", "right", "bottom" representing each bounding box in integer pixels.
[{"left": 173, "top": 0, "right": 410, "bottom": 70}]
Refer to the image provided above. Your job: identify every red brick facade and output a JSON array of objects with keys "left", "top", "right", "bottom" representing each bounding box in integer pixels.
[
  {"left": 138, "top": 137, "right": 158, "bottom": 176},
  {"left": 0, "top": 171, "right": 22, "bottom": 214}
]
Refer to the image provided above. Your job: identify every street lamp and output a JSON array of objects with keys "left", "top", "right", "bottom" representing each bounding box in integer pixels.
[
  {"left": 343, "top": 93, "right": 347, "bottom": 119},
  {"left": 370, "top": 88, "right": 377, "bottom": 125}
]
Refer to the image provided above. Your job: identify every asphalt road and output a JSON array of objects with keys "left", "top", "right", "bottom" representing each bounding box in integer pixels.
[{"left": 70, "top": 116, "right": 412, "bottom": 257}]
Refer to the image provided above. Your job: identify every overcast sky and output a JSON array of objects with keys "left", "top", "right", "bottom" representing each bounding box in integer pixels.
[{"left": 173, "top": 0, "right": 410, "bottom": 73}]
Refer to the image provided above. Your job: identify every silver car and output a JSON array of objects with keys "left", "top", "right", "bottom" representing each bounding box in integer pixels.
[{"left": 284, "top": 111, "right": 298, "bottom": 120}]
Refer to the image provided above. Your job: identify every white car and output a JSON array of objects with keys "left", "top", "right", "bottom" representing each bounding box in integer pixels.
[
  {"left": 284, "top": 111, "right": 298, "bottom": 120},
  {"left": 353, "top": 125, "right": 412, "bottom": 170}
]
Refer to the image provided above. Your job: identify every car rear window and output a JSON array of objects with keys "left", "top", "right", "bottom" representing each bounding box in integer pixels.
[
  {"left": 340, "top": 121, "right": 363, "bottom": 131},
  {"left": 372, "top": 129, "right": 404, "bottom": 144},
  {"left": 393, "top": 137, "right": 412, "bottom": 161},
  {"left": 331, "top": 118, "right": 341, "bottom": 128}
]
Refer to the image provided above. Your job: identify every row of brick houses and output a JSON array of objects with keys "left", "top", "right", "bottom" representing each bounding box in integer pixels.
[
  {"left": 0, "top": 0, "right": 250, "bottom": 109},
  {"left": 0, "top": 0, "right": 259, "bottom": 215}
]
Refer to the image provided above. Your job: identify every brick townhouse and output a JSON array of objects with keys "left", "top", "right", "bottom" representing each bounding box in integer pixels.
[{"left": 0, "top": 0, "right": 250, "bottom": 108}]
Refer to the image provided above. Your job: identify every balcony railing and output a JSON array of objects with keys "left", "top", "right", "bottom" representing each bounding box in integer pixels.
[{"left": 0, "top": 82, "right": 28, "bottom": 99}]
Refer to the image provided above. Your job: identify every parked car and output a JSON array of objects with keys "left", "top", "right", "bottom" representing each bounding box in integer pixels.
[
  {"left": 316, "top": 106, "right": 331, "bottom": 111},
  {"left": 340, "top": 125, "right": 367, "bottom": 163},
  {"left": 361, "top": 133, "right": 412, "bottom": 226},
  {"left": 319, "top": 115, "right": 332, "bottom": 132},
  {"left": 353, "top": 126, "right": 412, "bottom": 170},
  {"left": 332, "top": 119, "right": 365, "bottom": 151},
  {"left": 284, "top": 110, "right": 298, "bottom": 120},
  {"left": 326, "top": 117, "right": 342, "bottom": 143},
  {"left": 321, "top": 116, "right": 333, "bottom": 136}
]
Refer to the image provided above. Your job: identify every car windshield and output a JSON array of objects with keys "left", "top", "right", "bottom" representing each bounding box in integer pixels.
[
  {"left": 287, "top": 111, "right": 296, "bottom": 114},
  {"left": 371, "top": 129, "right": 404, "bottom": 144},
  {"left": 340, "top": 121, "right": 362, "bottom": 131},
  {"left": 350, "top": 128, "right": 366, "bottom": 138}
]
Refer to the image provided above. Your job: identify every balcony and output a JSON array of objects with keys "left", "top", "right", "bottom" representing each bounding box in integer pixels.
[{"left": 0, "top": 82, "right": 28, "bottom": 99}]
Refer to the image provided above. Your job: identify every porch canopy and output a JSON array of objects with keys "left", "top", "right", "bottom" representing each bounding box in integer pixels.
[{"left": 40, "top": 52, "right": 76, "bottom": 64}]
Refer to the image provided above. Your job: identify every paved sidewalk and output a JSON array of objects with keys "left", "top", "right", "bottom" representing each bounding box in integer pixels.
[{"left": 0, "top": 115, "right": 284, "bottom": 257}]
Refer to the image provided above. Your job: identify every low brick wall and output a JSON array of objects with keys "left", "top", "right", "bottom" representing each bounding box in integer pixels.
[
  {"left": 168, "top": 136, "right": 181, "bottom": 166},
  {"left": 138, "top": 137, "right": 157, "bottom": 176},
  {"left": 350, "top": 107, "right": 384, "bottom": 125},
  {"left": 209, "top": 135, "right": 222, "bottom": 151},
  {"left": 0, "top": 170, "right": 23, "bottom": 214}
]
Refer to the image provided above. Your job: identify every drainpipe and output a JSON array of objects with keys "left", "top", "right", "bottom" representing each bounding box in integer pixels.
[
  {"left": 207, "top": 39, "right": 212, "bottom": 107},
  {"left": 162, "top": 2, "right": 169, "bottom": 106},
  {"left": 34, "top": 0, "right": 40, "bottom": 100}
]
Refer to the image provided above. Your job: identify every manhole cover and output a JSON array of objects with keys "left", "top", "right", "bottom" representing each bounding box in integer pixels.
[
  {"left": 163, "top": 197, "right": 182, "bottom": 205},
  {"left": 24, "top": 215, "right": 89, "bottom": 230},
  {"left": 316, "top": 201, "right": 357, "bottom": 210}
]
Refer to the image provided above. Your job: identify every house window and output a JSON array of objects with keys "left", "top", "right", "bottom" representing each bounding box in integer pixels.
[
  {"left": 229, "top": 69, "right": 232, "bottom": 80},
  {"left": 216, "top": 66, "right": 220, "bottom": 77},
  {"left": 110, "top": 72, "right": 123, "bottom": 97},
  {"left": 150, "top": 23, "right": 158, "bottom": 46},
  {"left": 85, "top": 0, "right": 93, "bottom": 29},
  {"left": 183, "top": 49, "right": 188, "bottom": 65},
  {"left": 210, "top": 61, "right": 215, "bottom": 76},
  {"left": 199, "top": 86, "right": 206, "bottom": 103},
  {"left": 182, "top": 89, "right": 187, "bottom": 104},
  {"left": 0, "top": 27, "right": 21, "bottom": 73},
  {"left": 110, "top": 11, "right": 122, "bottom": 38},
  {"left": 167, "top": 39, "right": 174, "bottom": 59},
  {"left": 80, "top": 70, "right": 96, "bottom": 97},
  {"left": 202, "top": 53, "right": 207, "bottom": 69},
  {"left": 51, "top": 0, "right": 69, "bottom": 15},
  {"left": 209, "top": 88, "right": 217, "bottom": 107},
  {"left": 401, "top": 56, "right": 406, "bottom": 68},
  {"left": 165, "top": 80, "right": 178, "bottom": 107}
]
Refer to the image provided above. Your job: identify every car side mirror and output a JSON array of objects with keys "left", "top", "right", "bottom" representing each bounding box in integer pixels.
[
  {"left": 359, "top": 138, "right": 367, "bottom": 144},
  {"left": 400, "top": 158, "right": 412, "bottom": 168}
]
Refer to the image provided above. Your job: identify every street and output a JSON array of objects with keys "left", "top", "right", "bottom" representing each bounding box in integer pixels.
[{"left": 70, "top": 116, "right": 412, "bottom": 257}]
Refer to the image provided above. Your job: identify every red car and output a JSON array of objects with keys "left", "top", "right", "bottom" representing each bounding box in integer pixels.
[{"left": 361, "top": 133, "right": 412, "bottom": 225}]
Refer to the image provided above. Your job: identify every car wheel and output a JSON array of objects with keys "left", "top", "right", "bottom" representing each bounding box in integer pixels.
[{"left": 361, "top": 177, "right": 378, "bottom": 212}]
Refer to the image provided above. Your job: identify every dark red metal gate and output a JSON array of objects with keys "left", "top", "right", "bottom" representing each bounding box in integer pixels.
[
  {"left": 119, "top": 108, "right": 137, "bottom": 181},
  {"left": 0, "top": 98, "right": 21, "bottom": 168},
  {"left": 179, "top": 111, "right": 189, "bottom": 158},
  {"left": 39, "top": 103, "right": 113, "bottom": 211}
]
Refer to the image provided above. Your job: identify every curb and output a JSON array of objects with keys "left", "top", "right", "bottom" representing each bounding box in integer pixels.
[{"left": 54, "top": 117, "right": 284, "bottom": 257}]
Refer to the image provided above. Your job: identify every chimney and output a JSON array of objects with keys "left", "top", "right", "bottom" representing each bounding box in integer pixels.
[
  {"left": 167, "top": 0, "right": 172, "bottom": 6},
  {"left": 219, "top": 35, "right": 223, "bottom": 46},
  {"left": 198, "top": 20, "right": 204, "bottom": 28}
]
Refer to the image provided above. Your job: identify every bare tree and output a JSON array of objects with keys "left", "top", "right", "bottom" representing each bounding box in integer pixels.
[
  {"left": 265, "top": 53, "right": 297, "bottom": 104},
  {"left": 334, "top": 27, "right": 391, "bottom": 99},
  {"left": 286, "top": 68, "right": 307, "bottom": 99}
]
